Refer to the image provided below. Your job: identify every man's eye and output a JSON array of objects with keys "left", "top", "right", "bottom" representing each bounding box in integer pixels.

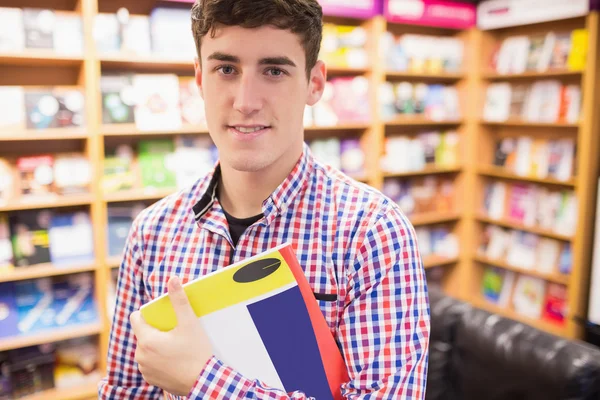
[
  {"left": 266, "top": 68, "right": 285, "bottom": 77},
  {"left": 218, "top": 65, "right": 235, "bottom": 75}
]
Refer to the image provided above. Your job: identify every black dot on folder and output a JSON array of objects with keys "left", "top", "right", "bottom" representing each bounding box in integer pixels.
[{"left": 233, "top": 258, "right": 281, "bottom": 283}]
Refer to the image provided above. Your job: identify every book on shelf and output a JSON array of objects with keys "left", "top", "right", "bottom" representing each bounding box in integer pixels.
[
  {"left": 23, "top": 8, "right": 55, "bottom": 50},
  {"left": 541, "top": 282, "right": 568, "bottom": 325},
  {"left": 48, "top": 212, "right": 94, "bottom": 267},
  {"left": 0, "top": 215, "right": 13, "bottom": 273},
  {"left": 382, "top": 176, "right": 455, "bottom": 218},
  {"left": 482, "top": 266, "right": 515, "bottom": 307},
  {"left": 9, "top": 210, "right": 52, "bottom": 267},
  {"left": 149, "top": 7, "right": 197, "bottom": 60},
  {"left": 0, "top": 158, "right": 16, "bottom": 206},
  {"left": 53, "top": 11, "right": 83, "bottom": 56},
  {"left": 137, "top": 139, "right": 177, "bottom": 190},
  {"left": 101, "top": 74, "right": 136, "bottom": 125},
  {"left": 107, "top": 203, "right": 145, "bottom": 258},
  {"left": 133, "top": 74, "right": 182, "bottom": 131},
  {"left": 103, "top": 144, "right": 137, "bottom": 193},
  {"left": 53, "top": 153, "right": 92, "bottom": 196},
  {"left": 512, "top": 275, "right": 546, "bottom": 320},
  {"left": 0, "top": 7, "right": 24, "bottom": 52},
  {"left": 140, "top": 242, "right": 349, "bottom": 400},
  {"left": 0, "top": 272, "right": 99, "bottom": 338},
  {"left": 320, "top": 23, "right": 368, "bottom": 69},
  {"left": 491, "top": 29, "right": 587, "bottom": 74},
  {"left": 478, "top": 224, "right": 571, "bottom": 277},
  {"left": 483, "top": 81, "right": 581, "bottom": 124}
]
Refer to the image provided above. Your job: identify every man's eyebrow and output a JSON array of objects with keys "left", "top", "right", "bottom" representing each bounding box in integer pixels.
[
  {"left": 259, "top": 56, "right": 296, "bottom": 67},
  {"left": 207, "top": 52, "right": 240, "bottom": 63}
]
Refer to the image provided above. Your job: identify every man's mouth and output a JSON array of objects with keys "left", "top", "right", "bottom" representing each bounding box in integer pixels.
[{"left": 228, "top": 125, "right": 271, "bottom": 134}]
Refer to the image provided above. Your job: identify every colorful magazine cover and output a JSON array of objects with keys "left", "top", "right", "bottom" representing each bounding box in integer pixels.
[{"left": 140, "top": 242, "right": 348, "bottom": 400}]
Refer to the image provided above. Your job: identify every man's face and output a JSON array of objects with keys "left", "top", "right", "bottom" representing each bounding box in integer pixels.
[{"left": 195, "top": 25, "right": 325, "bottom": 173}]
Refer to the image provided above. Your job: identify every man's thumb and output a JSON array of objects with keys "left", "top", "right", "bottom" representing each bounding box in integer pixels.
[{"left": 168, "top": 276, "right": 196, "bottom": 326}]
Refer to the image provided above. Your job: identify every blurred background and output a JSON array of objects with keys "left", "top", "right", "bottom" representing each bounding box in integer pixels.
[{"left": 0, "top": 0, "right": 600, "bottom": 399}]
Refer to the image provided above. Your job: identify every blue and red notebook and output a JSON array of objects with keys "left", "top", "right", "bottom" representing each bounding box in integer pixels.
[{"left": 140, "top": 242, "right": 349, "bottom": 400}]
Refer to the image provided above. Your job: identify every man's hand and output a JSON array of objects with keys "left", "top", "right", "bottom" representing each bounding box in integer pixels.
[{"left": 130, "top": 276, "right": 214, "bottom": 396}]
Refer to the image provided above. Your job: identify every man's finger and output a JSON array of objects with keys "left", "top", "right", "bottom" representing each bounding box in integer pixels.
[
  {"left": 130, "top": 310, "right": 144, "bottom": 337},
  {"left": 168, "top": 276, "right": 197, "bottom": 327}
]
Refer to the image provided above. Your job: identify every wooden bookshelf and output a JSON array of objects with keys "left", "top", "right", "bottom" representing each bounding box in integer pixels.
[
  {"left": 0, "top": 263, "right": 98, "bottom": 283},
  {"left": 0, "top": 195, "right": 94, "bottom": 212},
  {"left": 470, "top": 13, "right": 600, "bottom": 340},
  {"left": 474, "top": 254, "right": 570, "bottom": 285},
  {"left": 0, "top": 323, "right": 103, "bottom": 352},
  {"left": 478, "top": 165, "right": 577, "bottom": 187},
  {"left": 473, "top": 297, "right": 566, "bottom": 337},
  {"left": 19, "top": 383, "right": 99, "bottom": 400},
  {"left": 476, "top": 214, "right": 573, "bottom": 241}
]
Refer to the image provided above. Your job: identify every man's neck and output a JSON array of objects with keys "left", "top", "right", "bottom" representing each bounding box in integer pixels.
[{"left": 217, "top": 146, "right": 303, "bottom": 219}]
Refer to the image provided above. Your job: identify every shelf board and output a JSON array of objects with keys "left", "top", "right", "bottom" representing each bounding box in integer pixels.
[
  {"left": 386, "top": 71, "right": 463, "bottom": 81},
  {"left": 102, "top": 123, "right": 208, "bottom": 136},
  {"left": 0, "top": 51, "right": 84, "bottom": 67},
  {"left": 0, "top": 322, "right": 102, "bottom": 352},
  {"left": 0, "top": 128, "right": 88, "bottom": 141},
  {"left": 474, "top": 297, "right": 566, "bottom": 338},
  {"left": 477, "top": 214, "right": 573, "bottom": 241},
  {"left": 305, "top": 123, "right": 370, "bottom": 131},
  {"left": 473, "top": 254, "right": 570, "bottom": 285},
  {"left": 0, "top": 195, "right": 93, "bottom": 212},
  {"left": 478, "top": 165, "right": 576, "bottom": 187},
  {"left": 103, "top": 188, "right": 177, "bottom": 203},
  {"left": 386, "top": 117, "right": 463, "bottom": 127},
  {"left": 19, "top": 383, "right": 99, "bottom": 400},
  {"left": 326, "top": 66, "right": 370, "bottom": 75},
  {"left": 100, "top": 55, "right": 195, "bottom": 72},
  {"left": 383, "top": 165, "right": 461, "bottom": 178},
  {"left": 409, "top": 211, "right": 461, "bottom": 226},
  {"left": 481, "top": 119, "right": 579, "bottom": 128},
  {"left": 106, "top": 256, "right": 121, "bottom": 269},
  {"left": 0, "top": 263, "right": 98, "bottom": 283},
  {"left": 423, "top": 255, "right": 459, "bottom": 269},
  {"left": 483, "top": 70, "right": 583, "bottom": 80}
]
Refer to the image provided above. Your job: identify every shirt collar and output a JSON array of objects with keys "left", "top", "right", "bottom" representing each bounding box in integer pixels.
[{"left": 192, "top": 142, "right": 314, "bottom": 223}]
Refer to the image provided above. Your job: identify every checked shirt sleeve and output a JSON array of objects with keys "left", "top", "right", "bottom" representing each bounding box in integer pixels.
[
  {"left": 337, "top": 207, "right": 430, "bottom": 399},
  {"left": 98, "top": 219, "right": 164, "bottom": 399},
  {"left": 186, "top": 206, "right": 430, "bottom": 400}
]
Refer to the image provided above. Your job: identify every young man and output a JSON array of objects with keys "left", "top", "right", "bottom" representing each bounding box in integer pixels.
[{"left": 98, "top": 0, "right": 430, "bottom": 398}]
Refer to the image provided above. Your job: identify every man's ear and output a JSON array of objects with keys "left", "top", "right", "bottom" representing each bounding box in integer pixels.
[
  {"left": 306, "top": 60, "right": 326, "bottom": 106},
  {"left": 194, "top": 57, "right": 204, "bottom": 99}
]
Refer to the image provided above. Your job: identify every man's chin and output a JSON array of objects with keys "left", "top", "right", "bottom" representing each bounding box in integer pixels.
[{"left": 227, "top": 157, "right": 271, "bottom": 173}]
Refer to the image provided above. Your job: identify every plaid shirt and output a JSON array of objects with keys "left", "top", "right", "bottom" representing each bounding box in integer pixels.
[{"left": 98, "top": 143, "right": 430, "bottom": 399}]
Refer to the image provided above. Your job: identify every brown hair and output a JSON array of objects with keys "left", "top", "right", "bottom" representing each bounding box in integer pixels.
[{"left": 191, "top": 0, "right": 323, "bottom": 78}]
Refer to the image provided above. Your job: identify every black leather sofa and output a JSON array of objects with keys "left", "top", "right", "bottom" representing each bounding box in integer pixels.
[{"left": 426, "top": 285, "right": 600, "bottom": 400}]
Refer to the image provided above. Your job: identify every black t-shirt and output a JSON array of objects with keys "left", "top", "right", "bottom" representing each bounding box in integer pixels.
[{"left": 222, "top": 208, "right": 263, "bottom": 247}]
